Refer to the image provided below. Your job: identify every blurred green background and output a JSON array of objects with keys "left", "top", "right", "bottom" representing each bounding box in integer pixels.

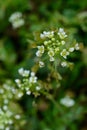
[{"left": 0, "top": 0, "right": 87, "bottom": 130}]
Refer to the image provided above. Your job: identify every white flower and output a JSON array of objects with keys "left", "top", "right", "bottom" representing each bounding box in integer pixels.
[
  {"left": 61, "top": 40, "right": 65, "bottom": 45},
  {"left": 48, "top": 50, "right": 54, "bottom": 57},
  {"left": 39, "top": 61, "right": 45, "bottom": 67},
  {"left": 9, "top": 12, "right": 22, "bottom": 22},
  {"left": 60, "top": 49, "right": 69, "bottom": 59},
  {"left": 29, "top": 72, "right": 37, "bottom": 83},
  {"left": 15, "top": 79, "right": 21, "bottom": 87},
  {"left": 9, "top": 12, "right": 24, "bottom": 29},
  {"left": 61, "top": 61, "right": 67, "bottom": 67},
  {"left": 36, "top": 45, "right": 45, "bottom": 57},
  {"left": 18, "top": 68, "right": 24, "bottom": 75},
  {"left": 4, "top": 99, "right": 9, "bottom": 104},
  {"left": 11, "top": 88, "right": 16, "bottom": 94},
  {"left": 26, "top": 91, "right": 31, "bottom": 95},
  {"left": 3, "top": 105, "right": 8, "bottom": 111},
  {"left": 75, "top": 43, "right": 79, "bottom": 50},
  {"left": 49, "top": 57, "right": 55, "bottom": 62},
  {"left": 18, "top": 68, "right": 30, "bottom": 77},
  {"left": 60, "top": 96, "right": 75, "bottom": 107},
  {"left": 17, "top": 92, "right": 23, "bottom": 98},
  {"left": 36, "top": 51, "right": 42, "bottom": 57},
  {"left": 58, "top": 28, "right": 67, "bottom": 39},
  {"left": 69, "top": 47, "right": 74, "bottom": 52},
  {"left": 0, "top": 89, "right": 4, "bottom": 94},
  {"left": 15, "top": 79, "right": 21, "bottom": 83},
  {"left": 40, "top": 33, "right": 45, "bottom": 39},
  {"left": 37, "top": 45, "right": 44, "bottom": 53},
  {"left": 48, "top": 49, "right": 55, "bottom": 61},
  {"left": 36, "top": 86, "right": 41, "bottom": 91},
  {"left": 15, "top": 114, "right": 21, "bottom": 119},
  {"left": 29, "top": 76, "right": 37, "bottom": 83},
  {"left": 8, "top": 120, "right": 13, "bottom": 124},
  {"left": 23, "top": 70, "right": 30, "bottom": 77},
  {"left": 31, "top": 72, "right": 35, "bottom": 76},
  {"left": 12, "top": 19, "right": 24, "bottom": 28},
  {"left": 40, "top": 31, "right": 54, "bottom": 39}
]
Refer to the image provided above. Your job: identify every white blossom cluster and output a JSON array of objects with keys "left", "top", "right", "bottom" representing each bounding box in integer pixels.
[
  {"left": 40, "top": 31, "right": 54, "bottom": 39},
  {"left": 9, "top": 12, "right": 25, "bottom": 29},
  {"left": 0, "top": 82, "right": 24, "bottom": 107},
  {"left": 0, "top": 82, "right": 24, "bottom": 130},
  {"left": 15, "top": 68, "right": 41, "bottom": 96},
  {"left": 58, "top": 28, "right": 67, "bottom": 39},
  {"left": 0, "top": 108, "right": 13, "bottom": 130},
  {"left": 36, "top": 28, "right": 80, "bottom": 68},
  {"left": 0, "top": 108, "right": 21, "bottom": 130},
  {"left": 0, "top": 84, "right": 17, "bottom": 109},
  {"left": 60, "top": 96, "right": 75, "bottom": 107}
]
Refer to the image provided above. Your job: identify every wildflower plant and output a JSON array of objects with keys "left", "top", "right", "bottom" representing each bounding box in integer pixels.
[
  {"left": 15, "top": 27, "right": 81, "bottom": 99},
  {"left": 0, "top": 0, "right": 86, "bottom": 129}
]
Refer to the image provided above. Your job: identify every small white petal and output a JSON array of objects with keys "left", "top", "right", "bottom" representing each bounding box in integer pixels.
[
  {"left": 15, "top": 114, "right": 21, "bottom": 119},
  {"left": 23, "top": 70, "right": 30, "bottom": 77},
  {"left": 18, "top": 68, "right": 24, "bottom": 75},
  {"left": 3, "top": 105, "right": 8, "bottom": 111},
  {"left": 69, "top": 47, "right": 74, "bottom": 52},
  {"left": 0, "top": 89, "right": 4, "bottom": 94},
  {"left": 39, "top": 61, "right": 45, "bottom": 67},
  {"left": 4, "top": 99, "right": 9, "bottom": 104},
  {"left": 61, "top": 62, "right": 67, "bottom": 67},
  {"left": 17, "top": 92, "right": 23, "bottom": 98},
  {"left": 8, "top": 120, "right": 13, "bottom": 124},
  {"left": 60, "top": 96, "right": 75, "bottom": 107},
  {"left": 36, "top": 51, "right": 42, "bottom": 57},
  {"left": 75, "top": 43, "right": 79, "bottom": 50},
  {"left": 26, "top": 91, "right": 31, "bottom": 95},
  {"left": 50, "top": 57, "right": 55, "bottom": 61},
  {"left": 58, "top": 28, "right": 67, "bottom": 39},
  {"left": 31, "top": 72, "right": 35, "bottom": 76},
  {"left": 36, "top": 86, "right": 41, "bottom": 91},
  {"left": 15, "top": 79, "right": 21, "bottom": 84}
]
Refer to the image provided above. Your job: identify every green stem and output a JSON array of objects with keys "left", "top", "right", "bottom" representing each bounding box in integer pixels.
[{"left": 43, "top": 91, "right": 64, "bottom": 115}]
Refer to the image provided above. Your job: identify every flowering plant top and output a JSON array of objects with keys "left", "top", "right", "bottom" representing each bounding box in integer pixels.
[{"left": 35, "top": 28, "right": 80, "bottom": 68}]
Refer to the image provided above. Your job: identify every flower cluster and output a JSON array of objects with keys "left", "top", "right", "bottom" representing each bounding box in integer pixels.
[
  {"left": 36, "top": 45, "right": 45, "bottom": 57},
  {"left": 60, "top": 96, "right": 75, "bottom": 107},
  {"left": 40, "top": 31, "right": 54, "bottom": 39},
  {"left": 0, "top": 82, "right": 24, "bottom": 108},
  {"left": 15, "top": 68, "right": 41, "bottom": 96},
  {"left": 0, "top": 107, "right": 22, "bottom": 130},
  {"left": 0, "top": 84, "right": 16, "bottom": 110},
  {"left": 0, "top": 82, "right": 24, "bottom": 130},
  {"left": 58, "top": 28, "right": 67, "bottom": 39},
  {"left": 35, "top": 28, "right": 80, "bottom": 68},
  {"left": 0, "top": 108, "right": 13, "bottom": 130},
  {"left": 9, "top": 12, "right": 25, "bottom": 29}
]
